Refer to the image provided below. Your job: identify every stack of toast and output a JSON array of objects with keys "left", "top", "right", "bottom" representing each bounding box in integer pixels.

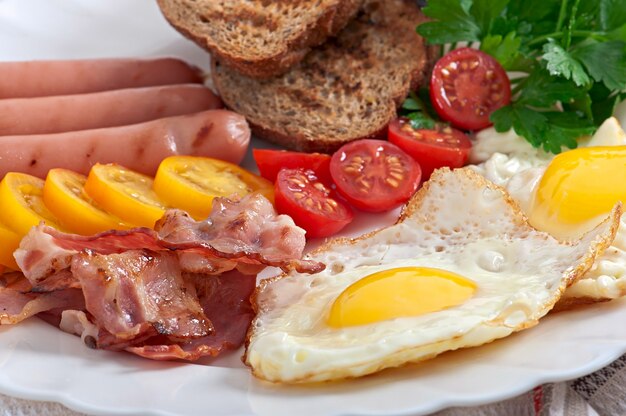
[{"left": 158, "top": 0, "right": 433, "bottom": 153}]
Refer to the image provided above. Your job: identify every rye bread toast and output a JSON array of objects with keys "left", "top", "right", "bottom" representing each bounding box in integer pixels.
[
  {"left": 157, "top": 0, "right": 363, "bottom": 79},
  {"left": 212, "top": 0, "right": 433, "bottom": 153}
]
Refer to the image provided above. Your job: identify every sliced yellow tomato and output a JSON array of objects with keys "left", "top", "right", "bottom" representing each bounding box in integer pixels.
[
  {"left": 43, "top": 169, "right": 133, "bottom": 235},
  {"left": 0, "top": 224, "right": 21, "bottom": 270},
  {"left": 153, "top": 156, "right": 274, "bottom": 220},
  {"left": 0, "top": 172, "right": 64, "bottom": 236},
  {"left": 84, "top": 164, "right": 167, "bottom": 228}
]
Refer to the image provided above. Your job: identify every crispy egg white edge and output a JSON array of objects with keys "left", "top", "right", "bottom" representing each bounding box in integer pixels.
[
  {"left": 471, "top": 117, "right": 626, "bottom": 307},
  {"left": 244, "top": 169, "right": 621, "bottom": 383}
]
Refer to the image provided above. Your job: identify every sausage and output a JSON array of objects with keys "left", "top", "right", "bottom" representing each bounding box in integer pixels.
[
  {"left": 0, "top": 109, "right": 250, "bottom": 179},
  {"left": 0, "top": 58, "right": 203, "bottom": 99},
  {"left": 0, "top": 84, "right": 223, "bottom": 135}
]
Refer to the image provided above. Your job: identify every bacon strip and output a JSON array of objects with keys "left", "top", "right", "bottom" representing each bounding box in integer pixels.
[
  {"left": 15, "top": 194, "right": 323, "bottom": 285},
  {"left": 0, "top": 273, "right": 84, "bottom": 325},
  {"left": 126, "top": 270, "right": 256, "bottom": 360},
  {"left": 71, "top": 250, "right": 212, "bottom": 341}
]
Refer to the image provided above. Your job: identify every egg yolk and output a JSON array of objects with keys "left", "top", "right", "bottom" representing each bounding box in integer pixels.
[
  {"left": 530, "top": 146, "right": 626, "bottom": 239},
  {"left": 327, "top": 267, "right": 476, "bottom": 328}
]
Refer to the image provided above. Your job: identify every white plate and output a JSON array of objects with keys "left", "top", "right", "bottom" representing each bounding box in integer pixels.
[{"left": 1, "top": 1, "right": 626, "bottom": 415}]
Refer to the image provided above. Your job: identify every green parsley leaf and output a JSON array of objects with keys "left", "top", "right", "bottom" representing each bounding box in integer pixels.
[
  {"left": 573, "top": 40, "right": 626, "bottom": 91},
  {"left": 480, "top": 32, "right": 522, "bottom": 69},
  {"left": 608, "top": 23, "right": 626, "bottom": 42},
  {"left": 517, "top": 66, "right": 587, "bottom": 107},
  {"left": 491, "top": 106, "right": 595, "bottom": 153},
  {"left": 407, "top": 113, "right": 437, "bottom": 130},
  {"left": 417, "top": 0, "right": 481, "bottom": 44},
  {"left": 544, "top": 112, "right": 597, "bottom": 152},
  {"left": 600, "top": 0, "right": 626, "bottom": 31},
  {"left": 401, "top": 96, "right": 422, "bottom": 111},
  {"left": 400, "top": 93, "right": 438, "bottom": 130},
  {"left": 542, "top": 41, "right": 591, "bottom": 86},
  {"left": 491, "top": 105, "right": 547, "bottom": 148},
  {"left": 470, "top": 0, "right": 509, "bottom": 36},
  {"left": 505, "top": 0, "right": 560, "bottom": 24}
]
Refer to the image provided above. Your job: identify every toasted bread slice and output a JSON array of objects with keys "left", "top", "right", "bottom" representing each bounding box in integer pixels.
[
  {"left": 212, "top": 0, "right": 433, "bottom": 153},
  {"left": 157, "top": 0, "right": 364, "bottom": 79}
]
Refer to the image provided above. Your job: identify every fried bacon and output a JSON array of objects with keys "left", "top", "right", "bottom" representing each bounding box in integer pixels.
[
  {"left": 0, "top": 272, "right": 84, "bottom": 325},
  {"left": 1, "top": 194, "right": 322, "bottom": 361},
  {"left": 15, "top": 194, "right": 323, "bottom": 284}
]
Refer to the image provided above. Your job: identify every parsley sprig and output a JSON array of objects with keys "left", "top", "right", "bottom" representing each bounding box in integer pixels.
[
  {"left": 416, "top": 0, "right": 626, "bottom": 153},
  {"left": 400, "top": 90, "right": 438, "bottom": 130}
]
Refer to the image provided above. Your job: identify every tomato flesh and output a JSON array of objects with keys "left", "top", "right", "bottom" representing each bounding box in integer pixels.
[
  {"left": 388, "top": 118, "right": 472, "bottom": 180},
  {"left": 253, "top": 149, "right": 331, "bottom": 184},
  {"left": 275, "top": 169, "right": 353, "bottom": 239},
  {"left": 330, "top": 139, "right": 421, "bottom": 212},
  {"left": 430, "top": 47, "right": 511, "bottom": 130}
]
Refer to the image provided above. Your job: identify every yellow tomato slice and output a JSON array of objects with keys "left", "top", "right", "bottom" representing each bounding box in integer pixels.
[
  {"left": 84, "top": 164, "right": 167, "bottom": 228},
  {"left": 43, "top": 169, "right": 133, "bottom": 235},
  {"left": 153, "top": 156, "right": 274, "bottom": 220},
  {"left": 0, "top": 223, "right": 21, "bottom": 270},
  {"left": 0, "top": 172, "right": 64, "bottom": 236}
]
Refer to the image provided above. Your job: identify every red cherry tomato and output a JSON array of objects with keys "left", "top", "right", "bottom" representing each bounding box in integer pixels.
[
  {"left": 388, "top": 118, "right": 472, "bottom": 180},
  {"left": 329, "top": 139, "right": 421, "bottom": 213},
  {"left": 275, "top": 168, "right": 353, "bottom": 239},
  {"left": 430, "top": 47, "right": 511, "bottom": 130},
  {"left": 253, "top": 149, "right": 331, "bottom": 184}
]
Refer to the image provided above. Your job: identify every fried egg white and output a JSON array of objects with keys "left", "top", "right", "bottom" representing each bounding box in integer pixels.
[
  {"left": 471, "top": 116, "right": 626, "bottom": 307},
  {"left": 245, "top": 169, "right": 620, "bottom": 383}
]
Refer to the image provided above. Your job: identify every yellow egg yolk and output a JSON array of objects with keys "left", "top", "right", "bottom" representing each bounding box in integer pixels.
[
  {"left": 327, "top": 267, "right": 476, "bottom": 328},
  {"left": 530, "top": 146, "right": 626, "bottom": 239}
]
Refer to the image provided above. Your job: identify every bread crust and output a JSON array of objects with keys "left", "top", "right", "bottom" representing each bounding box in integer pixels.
[{"left": 157, "top": 0, "right": 363, "bottom": 79}]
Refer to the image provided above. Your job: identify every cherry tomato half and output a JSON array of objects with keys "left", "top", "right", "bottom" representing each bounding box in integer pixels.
[
  {"left": 330, "top": 139, "right": 421, "bottom": 212},
  {"left": 275, "top": 169, "right": 353, "bottom": 239},
  {"left": 388, "top": 118, "right": 472, "bottom": 180},
  {"left": 253, "top": 149, "right": 332, "bottom": 184},
  {"left": 430, "top": 47, "right": 511, "bottom": 130}
]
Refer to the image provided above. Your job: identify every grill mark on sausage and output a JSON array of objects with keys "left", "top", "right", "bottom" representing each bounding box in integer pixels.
[{"left": 192, "top": 122, "right": 214, "bottom": 150}]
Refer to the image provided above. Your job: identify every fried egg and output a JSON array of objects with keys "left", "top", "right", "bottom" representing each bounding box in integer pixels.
[
  {"left": 472, "top": 116, "right": 626, "bottom": 306},
  {"left": 245, "top": 169, "right": 620, "bottom": 383}
]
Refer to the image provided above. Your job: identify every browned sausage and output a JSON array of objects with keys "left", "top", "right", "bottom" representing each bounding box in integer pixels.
[
  {"left": 0, "top": 84, "right": 223, "bottom": 135},
  {"left": 0, "top": 58, "right": 203, "bottom": 99},
  {"left": 0, "top": 109, "right": 250, "bottom": 178}
]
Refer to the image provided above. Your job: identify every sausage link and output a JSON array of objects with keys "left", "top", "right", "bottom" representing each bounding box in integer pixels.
[
  {"left": 0, "top": 58, "right": 203, "bottom": 99},
  {"left": 0, "top": 109, "right": 250, "bottom": 178},
  {"left": 0, "top": 84, "right": 222, "bottom": 135}
]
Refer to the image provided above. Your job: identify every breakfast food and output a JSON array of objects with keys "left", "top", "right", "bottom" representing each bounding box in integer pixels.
[
  {"left": 157, "top": 0, "right": 364, "bottom": 79},
  {"left": 43, "top": 169, "right": 133, "bottom": 235},
  {"left": 0, "top": 84, "right": 222, "bottom": 135},
  {"left": 0, "top": 153, "right": 276, "bottom": 276},
  {"left": 0, "top": 109, "right": 250, "bottom": 178},
  {"left": 274, "top": 168, "right": 354, "bottom": 239},
  {"left": 245, "top": 168, "right": 621, "bottom": 383},
  {"left": 429, "top": 48, "right": 511, "bottom": 131},
  {"left": 0, "top": 58, "right": 203, "bottom": 99},
  {"left": 471, "top": 117, "right": 626, "bottom": 309},
  {"left": 213, "top": 0, "right": 433, "bottom": 153},
  {"left": 4, "top": 193, "right": 322, "bottom": 360},
  {"left": 388, "top": 118, "right": 472, "bottom": 180},
  {"left": 329, "top": 139, "right": 421, "bottom": 212},
  {"left": 153, "top": 156, "right": 274, "bottom": 220}
]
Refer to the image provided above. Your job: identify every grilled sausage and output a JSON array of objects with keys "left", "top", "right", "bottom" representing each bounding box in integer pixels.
[{"left": 0, "top": 109, "right": 250, "bottom": 178}]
